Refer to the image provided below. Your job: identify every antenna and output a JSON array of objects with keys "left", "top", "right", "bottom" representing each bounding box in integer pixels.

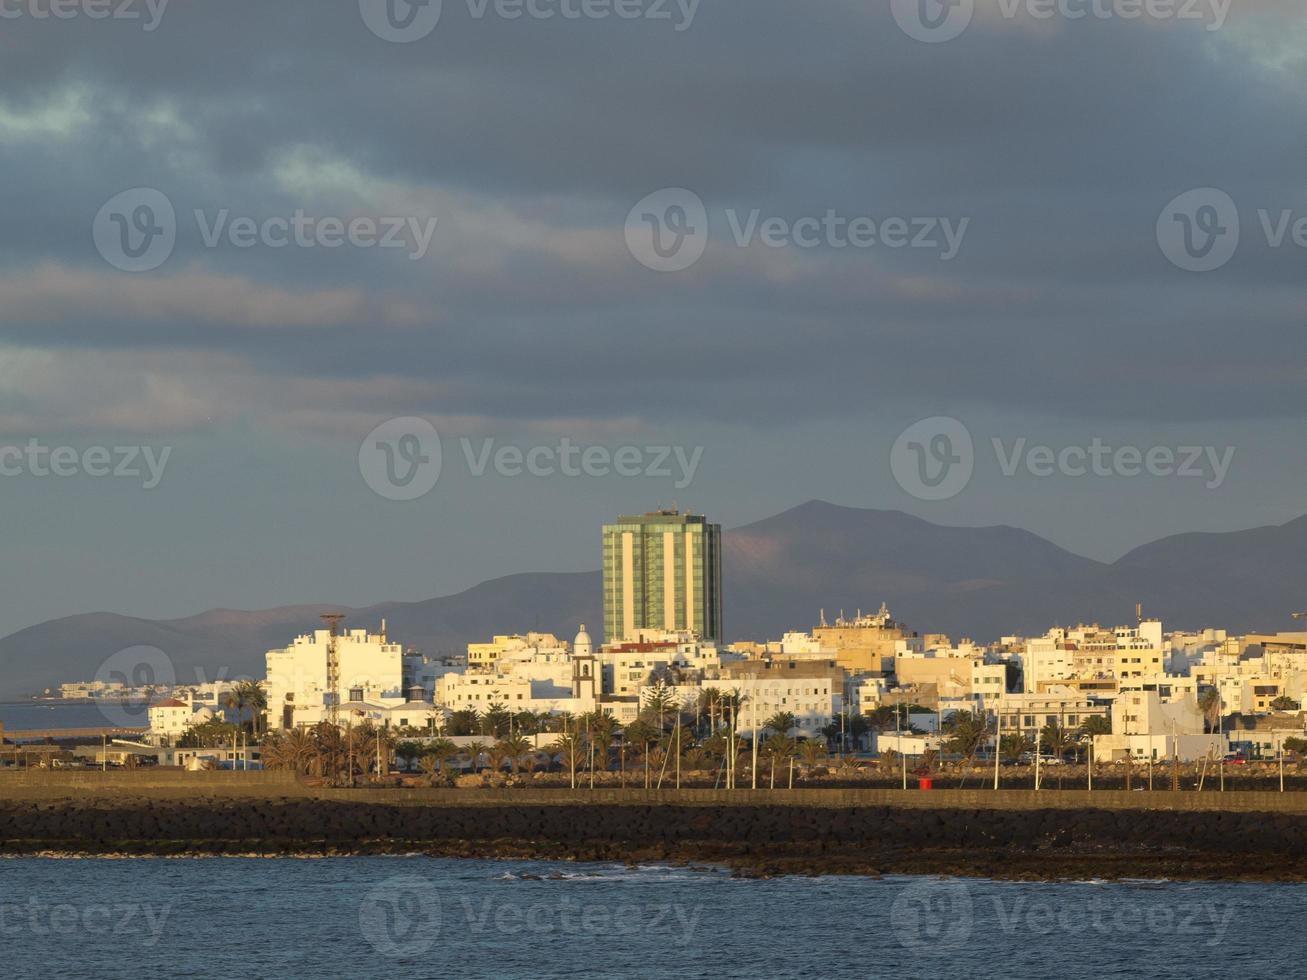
[
  {"left": 1136, "top": 602, "right": 1143, "bottom": 625},
  {"left": 321, "top": 613, "right": 345, "bottom": 726}
]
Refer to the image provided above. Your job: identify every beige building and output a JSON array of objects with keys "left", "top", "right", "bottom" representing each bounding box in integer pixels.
[{"left": 812, "top": 604, "right": 916, "bottom": 674}]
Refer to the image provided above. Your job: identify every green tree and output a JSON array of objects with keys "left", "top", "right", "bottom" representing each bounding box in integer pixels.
[
  {"left": 178, "top": 717, "right": 241, "bottom": 749},
  {"left": 763, "top": 732, "right": 795, "bottom": 789},
  {"left": 765, "top": 712, "right": 796, "bottom": 742},
  {"left": 1079, "top": 715, "right": 1111, "bottom": 738},
  {"left": 1038, "top": 723, "right": 1074, "bottom": 788},
  {"left": 419, "top": 738, "right": 458, "bottom": 785},
  {"left": 483, "top": 701, "right": 512, "bottom": 738},
  {"left": 1282, "top": 736, "right": 1307, "bottom": 756},
  {"left": 446, "top": 709, "right": 481, "bottom": 737},
  {"left": 1001, "top": 732, "right": 1033, "bottom": 763},
  {"left": 395, "top": 739, "right": 422, "bottom": 773},
  {"left": 1198, "top": 687, "right": 1222, "bottom": 733},
  {"left": 798, "top": 738, "right": 828, "bottom": 772},
  {"left": 1271, "top": 696, "right": 1300, "bottom": 712},
  {"left": 642, "top": 686, "right": 678, "bottom": 730},
  {"left": 496, "top": 735, "right": 532, "bottom": 775},
  {"left": 941, "top": 710, "right": 989, "bottom": 759}
]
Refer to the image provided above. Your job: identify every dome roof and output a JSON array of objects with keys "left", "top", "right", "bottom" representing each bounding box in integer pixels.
[{"left": 573, "top": 624, "right": 593, "bottom": 652}]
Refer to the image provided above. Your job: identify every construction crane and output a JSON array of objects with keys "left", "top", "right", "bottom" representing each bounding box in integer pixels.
[{"left": 321, "top": 613, "right": 345, "bottom": 727}]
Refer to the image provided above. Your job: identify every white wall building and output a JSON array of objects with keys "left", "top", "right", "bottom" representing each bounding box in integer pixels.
[{"left": 265, "top": 624, "right": 407, "bottom": 730}]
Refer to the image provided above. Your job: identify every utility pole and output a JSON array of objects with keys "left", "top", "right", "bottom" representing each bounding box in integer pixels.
[
  {"left": 750, "top": 688, "right": 759, "bottom": 791},
  {"left": 1280, "top": 734, "right": 1285, "bottom": 793},
  {"left": 1035, "top": 729, "right": 1042, "bottom": 791},
  {"left": 675, "top": 718, "right": 681, "bottom": 790},
  {"left": 993, "top": 709, "right": 1001, "bottom": 791}
]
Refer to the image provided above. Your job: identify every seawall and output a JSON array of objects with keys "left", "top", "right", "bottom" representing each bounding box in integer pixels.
[{"left": 3, "top": 772, "right": 1307, "bottom": 880}]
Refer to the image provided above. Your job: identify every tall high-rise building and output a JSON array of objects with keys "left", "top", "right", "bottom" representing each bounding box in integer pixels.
[{"left": 602, "top": 510, "right": 722, "bottom": 643}]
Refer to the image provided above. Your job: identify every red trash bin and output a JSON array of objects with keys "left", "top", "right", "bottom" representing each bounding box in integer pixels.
[{"left": 918, "top": 777, "right": 933, "bottom": 790}]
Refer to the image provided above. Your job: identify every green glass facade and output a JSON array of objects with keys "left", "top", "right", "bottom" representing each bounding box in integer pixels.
[{"left": 602, "top": 511, "right": 721, "bottom": 644}]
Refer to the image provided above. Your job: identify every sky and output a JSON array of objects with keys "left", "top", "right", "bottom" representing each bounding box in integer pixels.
[{"left": 1, "top": 0, "right": 1305, "bottom": 639}]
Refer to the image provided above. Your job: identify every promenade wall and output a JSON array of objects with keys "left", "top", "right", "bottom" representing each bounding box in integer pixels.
[{"left": 3, "top": 770, "right": 1307, "bottom": 812}]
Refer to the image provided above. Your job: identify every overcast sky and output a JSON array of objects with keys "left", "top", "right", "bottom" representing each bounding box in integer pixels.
[{"left": 1, "top": 0, "right": 1305, "bottom": 639}]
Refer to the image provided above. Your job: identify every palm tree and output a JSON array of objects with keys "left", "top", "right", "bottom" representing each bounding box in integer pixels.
[
  {"left": 496, "top": 735, "right": 532, "bottom": 775},
  {"left": 549, "top": 729, "right": 586, "bottom": 788},
  {"left": 1000, "top": 732, "right": 1032, "bottom": 763},
  {"left": 233, "top": 680, "right": 267, "bottom": 736},
  {"left": 1079, "top": 715, "right": 1111, "bottom": 738},
  {"left": 764, "top": 712, "right": 796, "bottom": 742},
  {"left": 798, "top": 738, "right": 828, "bottom": 773},
  {"left": 395, "top": 739, "right": 422, "bottom": 773},
  {"left": 942, "top": 710, "right": 989, "bottom": 761},
  {"left": 623, "top": 719, "right": 661, "bottom": 789},
  {"left": 1038, "top": 723, "right": 1074, "bottom": 788},
  {"left": 464, "top": 740, "right": 488, "bottom": 775},
  {"left": 1198, "top": 687, "right": 1222, "bottom": 733},
  {"left": 763, "top": 733, "right": 795, "bottom": 789}
]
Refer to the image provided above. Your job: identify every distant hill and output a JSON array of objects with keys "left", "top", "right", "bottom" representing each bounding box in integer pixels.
[{"left": 2, "top": 501, "right": 1304, "bottom": 699}]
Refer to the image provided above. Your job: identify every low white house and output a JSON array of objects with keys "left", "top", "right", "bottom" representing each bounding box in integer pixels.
[{"left": 148, "top": 698, "right": 216, "bottom": 744}]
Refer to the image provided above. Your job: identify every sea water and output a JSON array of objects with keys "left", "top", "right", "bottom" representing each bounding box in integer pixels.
[{"left": 1, "top": 857, "right": 1298, "bottom": 978}]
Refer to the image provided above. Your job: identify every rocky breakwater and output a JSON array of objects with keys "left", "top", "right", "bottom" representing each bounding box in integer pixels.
[{"left": 4, "top": 795, "right": 1307, "bottom": 881}]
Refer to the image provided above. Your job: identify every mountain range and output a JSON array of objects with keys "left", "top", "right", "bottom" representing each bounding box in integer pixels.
[{"left": 2, "top": 500, "right": 1305, "bottom": 700}]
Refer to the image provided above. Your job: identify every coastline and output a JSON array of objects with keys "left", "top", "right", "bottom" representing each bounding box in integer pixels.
[{"left": 4, "top": 793, "right": 1307, "bottom": 883}]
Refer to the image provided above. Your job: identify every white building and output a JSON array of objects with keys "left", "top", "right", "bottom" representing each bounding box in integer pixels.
[
  {"left": 265, "top": 623, "right": 409, "bottom": 730},
  {"left": 1093, "top": 689, "right": 1225, "bottom": 762},
  {"left": 147, "top": 698, "right": 216, "bottom": 744}
]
